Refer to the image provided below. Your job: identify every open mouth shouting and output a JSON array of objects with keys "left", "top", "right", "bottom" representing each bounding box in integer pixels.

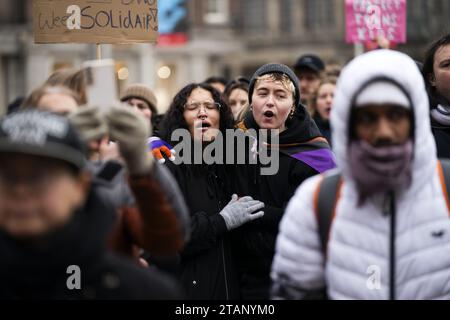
[
  {"left": 195, "top": 121, "right": 212, "bottom": 133},
  {"left": 263, "top": 110, "right": 275, "bottom": 120},
  {"left": 264, "top": 110, "right": 275, "bottom": 118}
]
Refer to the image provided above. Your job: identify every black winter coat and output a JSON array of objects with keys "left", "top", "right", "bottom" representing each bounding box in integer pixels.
[
  {"left": 431, "top": 119, "right": 450, "bottom": 159},
  {"left": 313, "top": 113, "right": 332, "bottom": 147},
  {"left": 429, "top": 93, "right": 450, "bottom": 159},
  {"left": 166, "top": 161, "right": 240, "bottom": 300},
  {"left": 234, "top": 106, "right": 334, "bottom": 299},
  {"left": 0, "top": 184, "right": 181, "bottom": 300}
]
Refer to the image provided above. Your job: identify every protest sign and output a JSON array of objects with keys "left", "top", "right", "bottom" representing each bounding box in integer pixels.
[
  {"left": 346, "top": 0, "right": 407, "bottom": 43},
  {"left": 34, "top": 0, "right": 158, "bottom": 44}
]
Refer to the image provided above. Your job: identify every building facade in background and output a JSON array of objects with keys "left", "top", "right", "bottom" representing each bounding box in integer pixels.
[{"left": 0, "top": 0, "right": 449, "bottom": 114}]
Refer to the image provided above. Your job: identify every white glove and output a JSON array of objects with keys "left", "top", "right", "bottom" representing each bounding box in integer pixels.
[
  {"left": 106, "top": 104, "right": 154, "bottom": 175},
  {"left": 219, "top": 194, "right": 264, "bottom": 230}
]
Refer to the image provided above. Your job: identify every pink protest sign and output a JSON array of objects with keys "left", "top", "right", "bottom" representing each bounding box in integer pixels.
[{"left": 346, "top": 0, "right": 407, "bottom": 44}]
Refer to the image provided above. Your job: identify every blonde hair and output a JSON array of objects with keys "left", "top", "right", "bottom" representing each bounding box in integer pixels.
[
  {"left": 21, "top": 85, "right": 81, "bottom": 110},
  {"left": 45, "top": 68, "right": 87, "bottom": 104},
  {"left": 255, "top": 73, "right": 295, "bottom": 98},
  {"left": 235, "top": 102, "right": 251, "bottom": 123}
]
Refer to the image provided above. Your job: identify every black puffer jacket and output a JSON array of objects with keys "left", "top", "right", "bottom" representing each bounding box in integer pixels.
[
  {"left": 166, "top": 160, "right": 240, "bottom": 300},
  {"left": 313, "top": 113, "right": 332, "bottom": 147},
  {"left": 234, "top": 106, "right": 335, "bottom": 299},
  {"left": 0, "top": 183, "right": 181, "bottom": 300}
]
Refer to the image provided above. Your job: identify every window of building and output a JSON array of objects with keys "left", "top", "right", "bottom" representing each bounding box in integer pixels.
[
  {"left": 241, "top": 0, "right": 268, "bottom": 34},
  {"left": 304, "top": 0, "right": 335, "bottom": 31},
  {"left": 204, "top": 0, "right": 229, "bottom": 25},
  {"left": 407, "top": 0, "right": 430, "bottom": 39},
  {"left": 0, "top": 0, "right": 26, "bottom": 24},
  {"left": 280, "top": 0, "right": 294, "bottom": 34}
]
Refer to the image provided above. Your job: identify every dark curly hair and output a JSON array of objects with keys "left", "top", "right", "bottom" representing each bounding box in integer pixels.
[
  {"left": 423, "top": 33, "right": 450, "bottom": 106},
  {"left": 160, "top": 83, "right": 234, "bottom": 143}
]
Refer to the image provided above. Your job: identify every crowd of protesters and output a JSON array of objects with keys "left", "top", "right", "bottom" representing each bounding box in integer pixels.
[{"left": 1, "top": 32, "right": 450, "bottom": 300}]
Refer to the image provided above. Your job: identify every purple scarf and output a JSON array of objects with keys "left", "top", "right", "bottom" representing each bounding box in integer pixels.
[{"left": 349, "top": 139, "right": 413, "bottom": 205}]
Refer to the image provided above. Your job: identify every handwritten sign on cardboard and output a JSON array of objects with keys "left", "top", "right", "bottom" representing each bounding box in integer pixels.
[{"left": 34, "top": 0, "right": 158, "bottom": 44}]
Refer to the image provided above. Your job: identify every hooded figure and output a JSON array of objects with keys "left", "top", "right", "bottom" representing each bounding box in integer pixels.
[{"left": 271, "top": 50, "right": 450, "bottom": 299}]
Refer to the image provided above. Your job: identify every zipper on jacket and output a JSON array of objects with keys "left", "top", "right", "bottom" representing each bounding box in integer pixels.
[
  {"left": 221, "top": 240, "right": 230, "bottom": 300},
  {"left": 387, "top": 191, "right": 396, "bottom": 300}
]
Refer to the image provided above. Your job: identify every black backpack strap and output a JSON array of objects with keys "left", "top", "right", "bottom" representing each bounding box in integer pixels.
[
  {"left": 438, "top": 159, "right": 450, "bottom": 211},
  {"left": 316, "top": 172, "right": 342, "bottom": 253}
]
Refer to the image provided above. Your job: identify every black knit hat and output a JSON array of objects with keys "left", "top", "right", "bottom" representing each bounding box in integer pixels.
[
  {"left": 248, "top": 63, "right": 301, "bottom": 107},
  {"left": 0, "top": 110, "right": 86, "bottom": 171}
]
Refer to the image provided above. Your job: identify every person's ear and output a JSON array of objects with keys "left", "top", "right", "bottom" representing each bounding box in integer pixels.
[{"left": 428, "top": 73, "right": 436, "bottom": 87}]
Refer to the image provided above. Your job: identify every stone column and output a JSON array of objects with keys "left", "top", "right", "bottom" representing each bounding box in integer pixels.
[{"left": 138, "top": 43, "right": 156, "bottom": 88}]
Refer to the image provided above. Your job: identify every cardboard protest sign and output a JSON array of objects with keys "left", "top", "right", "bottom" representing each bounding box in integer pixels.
[
  {"left": 346, "top": 0, "right": 407, "bottom": 44},
  {"left": 33, "top": 0, "right": 158, "bottom": 44}
]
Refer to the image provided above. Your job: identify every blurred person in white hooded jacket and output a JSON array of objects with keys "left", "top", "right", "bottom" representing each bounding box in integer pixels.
[{"left": 271, "top": 50, "right": 450, "bottom": 300}]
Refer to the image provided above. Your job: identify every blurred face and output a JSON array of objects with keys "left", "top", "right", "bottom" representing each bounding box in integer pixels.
[
  {"left": 228, "top": 88, "right": 248, "bottom": 120},
  {"left": 316, "top": 83, "right": 336, "bottom": 121},
  {"left": 429, "top": 44, "right": 450, "bottom": 102},
  {"left": 37, "top": 93, "right": 78, "bottom": 116},
  {"left": 183, "top": 88, "right": 220, "bottom": 142},
  {"left": 353, "top": 104, "right": 411, "bottom": 147},
  {"left": 125, "top": 98, "right": 152, "bottom": 121},
  {"left": 297, "top": 69, "right": 320, "bottom": 103},
  {"left": 252, "top": 79, "right": 294, "bottom": 132},
  {"left": 0, "top": 154, "right": 89, "bottom": 240}
]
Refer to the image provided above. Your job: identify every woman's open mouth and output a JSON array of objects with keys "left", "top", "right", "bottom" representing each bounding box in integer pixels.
[
  {"left": 263, "top": 110, "right": 275, "bottom": 118},
  {"left": 195, "top": 121, "right": 211, "bottom": 132}
]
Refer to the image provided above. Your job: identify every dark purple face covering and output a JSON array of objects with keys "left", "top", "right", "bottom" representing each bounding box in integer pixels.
[{"left": 349, "top": 139, "right": 413, "bottom": 205}]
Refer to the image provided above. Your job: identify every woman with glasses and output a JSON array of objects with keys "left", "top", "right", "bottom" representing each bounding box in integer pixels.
[{"left": 159, "top": 83, "right": 264, "bottom": 299}]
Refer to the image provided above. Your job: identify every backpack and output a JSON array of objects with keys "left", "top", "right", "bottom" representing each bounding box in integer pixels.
[{"left": 314, "top": 159, "right": 450, "bottom": 253}]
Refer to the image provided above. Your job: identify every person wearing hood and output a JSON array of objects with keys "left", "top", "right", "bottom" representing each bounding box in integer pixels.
[
  {"left": 423, "top": 33, "right": 450, "bottom": 158},
  {"left": 0, "top": 110, "right": 181, "bottom": 299},
  {"left": 271, "top": 50, "right": 450, "bottom": 300},
  {"left": 235, "top": 63, "right": 336, "bottom": 299},
  {"left": 159, "top": 83, "right": 264, "bottom": 299}
]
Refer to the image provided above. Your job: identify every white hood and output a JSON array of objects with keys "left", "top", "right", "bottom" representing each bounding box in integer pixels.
[{"left": 330, "top": 49, "right": 436, "bottom": 194}]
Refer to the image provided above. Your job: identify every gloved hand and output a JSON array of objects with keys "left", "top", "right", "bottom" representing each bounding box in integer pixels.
[
  {"left": 106, "top": 104, "right": 154, "bottom": 175},
  {"left": 148, "top": 136, "right": 176, "bottom": 163},
  {"left": 219, "top": 194, "right": 264, "bottom": 230},
  {"left": 68, "top": 105, "right": 108, "bottom": 143}
]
